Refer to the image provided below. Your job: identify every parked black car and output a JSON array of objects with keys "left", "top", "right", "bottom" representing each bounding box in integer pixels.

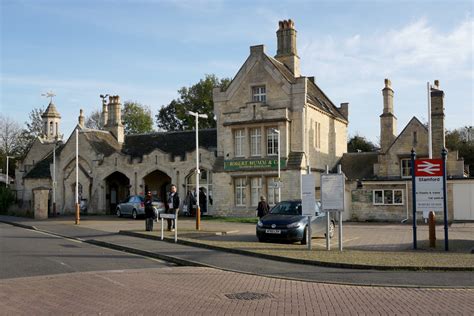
[{"left": 256, "top": 199, "right": 335, "bottom": 244}]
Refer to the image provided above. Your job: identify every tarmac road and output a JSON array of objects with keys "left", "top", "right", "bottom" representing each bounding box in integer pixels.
[
  {"left": 0, "top": 220, "right": 473, "bottom": 315},
  {"left": 1, "top": 217, "right": 473, "bottom": 288},
  {"left": 0, "top": 223, "right": 172, "bottom": 279}
]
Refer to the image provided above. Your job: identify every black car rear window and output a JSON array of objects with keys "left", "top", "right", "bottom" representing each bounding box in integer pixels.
[{"left": 270, "top": 201, "right": 301, "bottom": 215}]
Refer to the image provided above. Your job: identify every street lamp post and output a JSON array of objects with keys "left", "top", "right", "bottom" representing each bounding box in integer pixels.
[
  {"left": 75, "top": 129, "right": 80, "bottom": 225},
  {"left": 271, "top": 128, "right": 281, "bottom": 202},
  {"left": 52, "top": 138, "right": 58, "bottom": 217},
  {"left": 186, "top": 110, "right": 208, "bottom": 230}
]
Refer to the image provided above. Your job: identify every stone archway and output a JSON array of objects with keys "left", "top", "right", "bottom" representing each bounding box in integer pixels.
[
  {"left": 105, "top": 172, "right": 130, "bottom": 215},
  {"left": 143, "top": 170, "right": 171, "bottom": 203}
]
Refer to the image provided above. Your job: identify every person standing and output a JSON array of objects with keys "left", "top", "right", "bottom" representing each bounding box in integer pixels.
[
  {"left": 166, "top": 184, "right": 180, "bottom": 231},
  {"left": 144, "top": 191, "right": 154, "bottom": 231},
  {"left": 257, "top": 196, "right": 270, "bottom": 219},
  {"left": 199, "top": 187, "right": 207, "bottom": 214}
]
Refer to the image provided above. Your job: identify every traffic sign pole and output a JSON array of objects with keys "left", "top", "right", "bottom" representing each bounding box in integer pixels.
[
  {"left": 442, "top": 148, "right": 449, "bottom": 251},
  {"left": 411, "top": 149, "right": 417, "bottom": 250}
]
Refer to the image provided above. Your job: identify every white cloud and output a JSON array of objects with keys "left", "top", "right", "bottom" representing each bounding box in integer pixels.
[
  {"left": 299, "top": 17, "right": 473, "bottom": 142},
  {"left": 301, "top": 17, "right": 473, "bottom": 84}
]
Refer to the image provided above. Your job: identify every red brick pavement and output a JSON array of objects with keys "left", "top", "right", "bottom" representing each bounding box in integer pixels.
[{"left": 1, "top": 267, "right": 473, "bottom": 315}]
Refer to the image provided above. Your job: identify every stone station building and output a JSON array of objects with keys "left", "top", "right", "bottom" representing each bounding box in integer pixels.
[{"left": 15, "top": 20, "right": 348, "bottom": 217}]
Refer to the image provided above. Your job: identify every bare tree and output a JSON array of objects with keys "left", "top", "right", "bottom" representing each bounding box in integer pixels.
[
  {"left": 0, "top": 115, "right": 23, "bottom": 157},
  {"left": 85, "top": 109, "right": 104, "bottom": 130}
]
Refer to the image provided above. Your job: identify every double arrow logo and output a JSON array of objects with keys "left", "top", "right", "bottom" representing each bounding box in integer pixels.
[{"left": 418, "top": 161, "right": 441, "bottom": 175}]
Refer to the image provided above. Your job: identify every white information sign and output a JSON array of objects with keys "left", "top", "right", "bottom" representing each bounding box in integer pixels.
[
  {"left": 301, "top": 174, "right": 315, "bottom": 216},
  {"left": 321, "top": 173, "right": 345, "bottom": 211},
  {"left": 415, "top": 159, "right": 444, "bottom": 213}
]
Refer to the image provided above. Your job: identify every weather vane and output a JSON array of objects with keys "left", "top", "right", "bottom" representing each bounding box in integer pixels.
[{"left": 41, "top": 91, "right": 56, "bottom": 103}]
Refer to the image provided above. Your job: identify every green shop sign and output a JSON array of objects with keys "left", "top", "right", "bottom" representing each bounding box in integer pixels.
[{"left": 224, "top": 158, "right": 286, "bottom": 171}]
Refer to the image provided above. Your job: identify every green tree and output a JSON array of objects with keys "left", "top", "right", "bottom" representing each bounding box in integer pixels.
[
  {"left": 347, "top": 134, "right": 377, "bottom": 152},
  {"left": 122, "top": 101, "right": 154, "bottom": 135},
  {"left": 446, "top": 127, "right": 474, "bottom": 175},
  {"left": 156, "top": 74, "right": 230, "bottom": 131}
]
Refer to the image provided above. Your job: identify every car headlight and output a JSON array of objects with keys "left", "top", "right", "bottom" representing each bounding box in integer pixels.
[
  {"left": 287, "top": 222, "right": 300, "bottom": 228},
  {"left": 257, "top": 220, "right": 263, "bottom": 227}
]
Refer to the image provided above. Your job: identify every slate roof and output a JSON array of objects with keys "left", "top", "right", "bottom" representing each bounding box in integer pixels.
[
  {"left": 264, "top": 53, "right": 346, "bottom": 122},
  {"left": 82, "top": 130, "right": 122, "bottom": 157},
  {"left": 265, "top": 55, "right": 297, "bottom": 84},
  {"left": 338, "top": 152, "right": 379, "bottom": 180},
  {"left": 306, "top": 80, "right": 347, "bottom": 121},
  {"left": 24, "top": 144, "right": 65, "bottom": 179},
  {"left": 122, "top": 129, "right": 217, "bottom": 159},
  {"left": 286, "top": 151, "right": 304, "bottom": 169}
]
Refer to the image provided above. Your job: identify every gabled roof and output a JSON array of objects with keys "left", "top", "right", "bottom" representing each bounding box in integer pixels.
[
  {"left": 264, "top": 54, "right": 296, "bottom": 84},
  {"left": 384, "top": 116, "right": 427, "bottom": 154},
  {"left": 122, "top": 129, "right": 217, "bottom": 159},
  {"left": 339, "top": 152, "right": 379, "bottom": 180}
]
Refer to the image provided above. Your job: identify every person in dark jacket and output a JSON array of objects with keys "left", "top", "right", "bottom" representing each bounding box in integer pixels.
[
  {"left": 257, "top": 196, "right": 270, "bottom": 219},
  {"left": 199, "top": 187, "right": 207, "bottom": 214},
  {"left": 166, "top": 184, "right": 180, "bottom": 231},
  {"left": 144, "top": 191, "right": 154, "bottom": 231}
]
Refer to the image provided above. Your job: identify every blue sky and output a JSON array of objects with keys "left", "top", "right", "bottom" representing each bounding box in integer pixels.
[{"left": 1, "top": 0, "right": 472, "bottom": 143}]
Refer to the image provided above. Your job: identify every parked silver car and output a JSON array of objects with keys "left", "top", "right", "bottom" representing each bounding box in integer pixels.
[
  {"left": 116, "top": 195, "right": 165, "bottom": 219},
  {"left": 256, "top": 200, "right": 335, "bottom": 244}
]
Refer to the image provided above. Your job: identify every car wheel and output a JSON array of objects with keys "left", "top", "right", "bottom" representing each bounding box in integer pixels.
[
  {"left": 132, "top": 209, "right": 138, "bottom": 220},
  {"left": 257, "top": 236, "right": 266, "bottom": 242},
  {"left": 116, "top": 208, "right": 121, "bottom": 217},
  {"left": 325, "top": 221, "right": 335, "bottom": 239},
  {"left": 301, "top": 226, "right": 308, "bottom": 245}
]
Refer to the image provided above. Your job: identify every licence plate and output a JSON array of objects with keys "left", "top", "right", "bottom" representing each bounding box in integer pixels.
[{"left": 265, "top": 229, "right": 281, "bottom": 234}]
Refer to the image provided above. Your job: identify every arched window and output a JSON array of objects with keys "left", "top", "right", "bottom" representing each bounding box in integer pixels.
[{"left": 49, "top": 122, "right": 53, "bottom": 135}]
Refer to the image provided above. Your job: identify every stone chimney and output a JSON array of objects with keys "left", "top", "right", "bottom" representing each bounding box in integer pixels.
[
  {"left": 102, "top": 97, "right": 108, "bottom": 128},
  {"left": 105, "top": 95, "right": 124, "bottom": 143},
  {"left": 339, "top": 102, "right": 349, "bottom": 121},
  {"left": 275, "top": 19, "right": 300, "bottom": 77},
  {"left": 431, "top": 80, "right": 445, "bottom": 158},
  {"left": 78, "top": 109, "right": 85, "bottom": 128},
  {"left": 380, "top": 79, "right": 397, "bottom": 153}
]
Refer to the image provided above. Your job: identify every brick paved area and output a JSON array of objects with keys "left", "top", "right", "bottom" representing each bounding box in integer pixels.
[{"left": 1, "top": 267, "right": 473, "bottom": 315}]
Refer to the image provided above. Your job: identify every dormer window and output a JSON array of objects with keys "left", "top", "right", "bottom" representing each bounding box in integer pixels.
[{"left": 252, "top": 86, "right": 266, "bottom": 102}]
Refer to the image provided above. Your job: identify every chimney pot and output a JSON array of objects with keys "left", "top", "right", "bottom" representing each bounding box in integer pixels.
[{"left": 434, "top": 80, "right": 440, "bottom": 88}]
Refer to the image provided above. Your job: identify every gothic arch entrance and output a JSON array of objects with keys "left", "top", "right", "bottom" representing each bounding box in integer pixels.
[
  {"left": 143, "top": 170, "right": 171, "bottom": 203},
  {"left": 105, "top": 172, "right": 130, "bottom": 215}
]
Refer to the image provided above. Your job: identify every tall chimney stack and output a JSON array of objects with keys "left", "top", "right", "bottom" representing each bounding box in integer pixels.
[
  {"left": 430, "top": 80, "right": 445, "bottom": 157},
  {"left": 105, "top": 95, "right": 124, "bottom": 144},
  {"left": 380, "top": 79, "right": 397, "bottom": 153},
  {"left": 78, "top": 109, "right": 85, "bottom": 128},
  {"left": 275, "top": 19, "right": 300, "bottom": 77}
]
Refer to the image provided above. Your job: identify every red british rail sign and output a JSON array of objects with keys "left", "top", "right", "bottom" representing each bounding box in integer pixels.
[{"left": 414, "top": 159, "right": 444, "bottom": 213}]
